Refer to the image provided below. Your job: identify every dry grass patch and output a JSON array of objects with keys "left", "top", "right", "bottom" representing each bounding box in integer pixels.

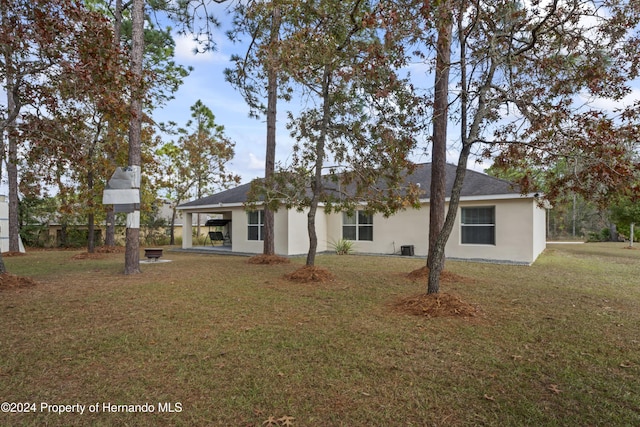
[
  {"left": 1, "top": 244, "right": 640, "bottom": 426},
  {"left": 72, "top": 246, "right": 126, "bottom": 260},
  {"left": 406, "top": 265, "right": 475, "bottom": 284},
  {"left": 96, "top": 245, "right": 125, "bottom": 253},
  {"left": 71, "top": 252, "right": 107, "bottom": 260}
]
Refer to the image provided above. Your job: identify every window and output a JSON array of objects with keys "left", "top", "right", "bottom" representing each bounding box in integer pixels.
[
  {"left": 247, "top": 210, "right": 264, "bottom": 241},
  {"left": 461, "top": 207, "right": 495, "bottom": 245},
  {"left": 342, "top": 211, "right": 373, "bottom": 241}
]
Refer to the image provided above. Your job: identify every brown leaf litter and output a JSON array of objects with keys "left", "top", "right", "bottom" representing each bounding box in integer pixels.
[
  {"left": 284, "top": 266, "right": 334, "bottom": 283},
  {"left": 2, "top": 251, "right": 26, "bottom": 257},
  {"left": 0, "top": 273, "right": 38, "bottom": 291},
  {"left": 247, "top": 254, "right": 291, "bottom": 265},
  {"left": 394, "top": 292, "right": 479, "bottom": 318}
]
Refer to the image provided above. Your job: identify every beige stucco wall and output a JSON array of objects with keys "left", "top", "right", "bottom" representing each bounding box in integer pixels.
[
  {"left": 230, "top": 206, "right": 327, "bottom": 256},
  {"left": 229, "top": 207, "right": 294, "bottom": 255},
  {"left": 532, "top": 201, "right": 547, "bottom": 261},
  {"left": 180, "top": 196, "right": 546, "bottom": 264},
  {"left": 445, "top": 198, "right": 541, "bottom": 264},
  {"left": 326, "top": 207, "right": 429, "bottom": 256},
  {"left": 231, "top": 207, "right": 261, "bottom": 254},
  {"left": 286, "top": 209, "right": 310, "bottom": 255},
  {"left": 323, "top": 197, "right": 545, "bottom": 264}
]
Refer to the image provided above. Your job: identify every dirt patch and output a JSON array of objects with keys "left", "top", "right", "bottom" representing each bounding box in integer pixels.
[
  {"left": 248, "top": 254, "right": 291, "bottom": 265},
  {"left": 2, "top": 251, "right": 26, "bottom": 257},
  {"left": 284, "top": 266, "right": 334, "bottom": 283},
  {"left": 0, "top": 273, "right": 38, "bottom": 291},
  {"left": 71, "top": 252, "right": 106, "bottom": 260},
  {"left": 406, "top": 266, "right": 475, "bottom": 284},
  {"left": 394, "top": 292, "right": 479, "bottom": 318}
]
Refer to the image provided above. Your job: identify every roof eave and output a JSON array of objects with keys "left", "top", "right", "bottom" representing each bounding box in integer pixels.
[
  {"left": 177, "top": 201, "right": 250, "bottom": 211},
  {"left": 418, "top": 193, "right": 538, "bottom": 203}
]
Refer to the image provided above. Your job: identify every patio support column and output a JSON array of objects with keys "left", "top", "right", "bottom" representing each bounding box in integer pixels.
[{"left": 182, "top": 212, "right": 193, "bottom": 249}]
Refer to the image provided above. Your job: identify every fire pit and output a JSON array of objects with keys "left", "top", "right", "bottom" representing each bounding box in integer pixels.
[{"left": 144, "top": 248, "right": 163, "bottom": 261}]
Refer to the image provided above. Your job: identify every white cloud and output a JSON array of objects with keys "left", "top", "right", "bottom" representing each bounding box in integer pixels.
[
  {"left": 173, "top": 33, "right": 230, "bottom": 64},
  {"left": 577, "top": 84, "right": 640, "bottom": 113},
  {"left": 247, "top": 152, "right": 264, "bottom": 171}
]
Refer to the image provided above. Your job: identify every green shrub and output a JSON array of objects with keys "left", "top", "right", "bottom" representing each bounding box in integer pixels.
[{"left": 331, "top": 238, "right": 354, "bottom": 255}]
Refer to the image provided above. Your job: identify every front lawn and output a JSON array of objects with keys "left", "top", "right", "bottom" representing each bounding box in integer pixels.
[{"left": 1, "top": 243, "right": 639, "bottom": 426}]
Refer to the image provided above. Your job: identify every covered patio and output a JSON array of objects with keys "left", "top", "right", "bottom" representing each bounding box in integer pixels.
[{"left": 182, "top": 210, "right": 233, "bottom": 252}]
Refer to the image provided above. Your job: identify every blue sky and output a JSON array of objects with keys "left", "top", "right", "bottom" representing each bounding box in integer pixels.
[{"left": 153, "top": 27, "right": 299, "bottom": 186}]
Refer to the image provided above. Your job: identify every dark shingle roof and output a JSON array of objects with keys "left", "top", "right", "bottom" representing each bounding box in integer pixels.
[
  {"left": 408, "top": 163, "right": 518, "bottom": 198},
  {"left": 178, "top": 163, "right": 519, "bottom": 209},
  {"left": 179, "top": 182, "right": 253, "bottom": 208}
]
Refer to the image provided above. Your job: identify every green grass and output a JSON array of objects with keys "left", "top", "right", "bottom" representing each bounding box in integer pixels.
[{"left": 1, "top": 243, "right": 639, "bottom": 426}]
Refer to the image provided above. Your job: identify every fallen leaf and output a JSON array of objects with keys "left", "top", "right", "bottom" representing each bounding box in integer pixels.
[
  {"left": 483, "top": 394, "right": 495, "bottom": 401},
  {"left": 548, "top": 384, "right": 562, "bottom": 394},
  {"left": 262, "top": 416, "right": 279, "bottom": 426},
  {"left": 279, "top": 415, "right": 295, "bottom": 426}
]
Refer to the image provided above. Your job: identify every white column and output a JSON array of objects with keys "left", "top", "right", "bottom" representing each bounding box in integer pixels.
[{"left": 182, "top": 212, "right": 193, "bottom": 249}]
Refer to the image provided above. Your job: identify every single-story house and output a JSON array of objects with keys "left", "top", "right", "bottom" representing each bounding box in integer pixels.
[{"left": 177, "top": 163, "right": 547, "bottom": 264}]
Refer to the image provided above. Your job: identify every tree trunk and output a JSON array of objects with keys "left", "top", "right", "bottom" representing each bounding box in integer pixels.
[
  {"left": 7, "top": 132, "right": 19, "bottom": 252},
  {"left": 88, "top": 212, "right": 95, "bottom": 253},
  {"left": 104, "top": 0, "right": 122, "bottom": 249},
  {"left": 426, "top": 1, "right": 453, "bottom": 294},
  {"left": 305, "top": 65, "right": 331, "bottom": 267},
  {"left": 5, "top": 59, "right": 20, "bottom": 253},
  {"left": 105, "top": 207, "right": 115, "bottom": 246},
  {"left": 429, "top": 145, "right": 473, "bottom": 292},
  {"left": 306, "top": 198, "right": 319, "bottom": 266},
  {"left": 87, "top": 168, "right": 95, "bottom": 253},
  {"left": 170, "top": 206, "right": 177, "bottom": 246},
  {"left": 263, "top": 6, "right": 281, "bottom": 257},
  {"left": 0, "top": 9, "right": 14, "bottom": 272},
  {"left": 60, "top": 222, "right": 68, "bottom": 247},
  {"left": 124, "top": 0, "right": 144, "bottom": 275}
]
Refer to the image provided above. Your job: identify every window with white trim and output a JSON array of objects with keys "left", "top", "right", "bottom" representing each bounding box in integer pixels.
[
  {"left": 247, "top": 210, "right": 264, "bottom": 241},
  {"left": 342, "top": 211, "right": 373, "bottom": 241},
  {"left": 461, "top": 207, "right": 495, "bottom": 245}
]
